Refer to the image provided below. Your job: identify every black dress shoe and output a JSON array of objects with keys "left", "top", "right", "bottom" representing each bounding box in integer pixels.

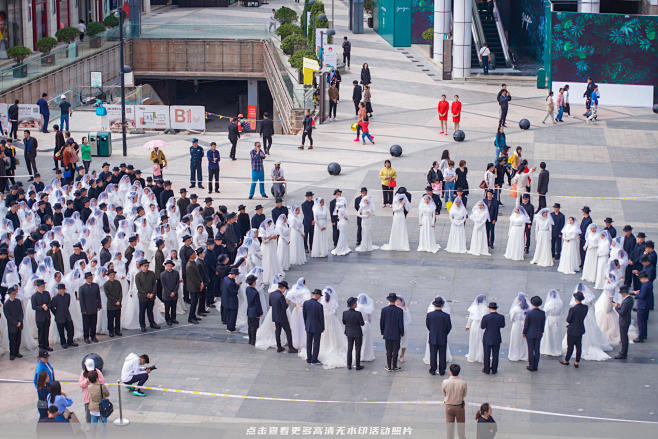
[
  {"left": 288, "top": 348, "right": 298, "bottom": 353},
  {"left": 10, "top": 355, "right": 15, "bottom": 360},
  {"left": 198, "top": 185, "right": 205, "bottom": 189},
  {"left": 114, "top": 332, "right": 122, "bottom": 337},
  {"left": 92, "top": 338, "right": 99, "bottom": 343},
  {"left": 277, "top": 347, "right": 285, "bottom": 352},
  {"left": 482, "top": 368, "right": 490, "bottom": 374},
  {"left": 614, "top": 354, "right": 626, "bottom": 359},
  {"left": 188, "top": 319, "right": 199, "bottom": 324},
  {"left": 45, "top": 347, "right": 53, "bottom": 352},
  {"left": 356, "top": 365, "right": 364, "bottom": 370},
  {"left": 150, "top": 324, "right": 161, "bottom": 329},
  {"left": 140, "top": 328, "right": 147, "bottom": 333},
  {"left": 439, "top": 371, "right": 445, "bottom": 376},
  {"left": 15, "top": 353, "right": 23, "bottom": 358},
  {"left": 61, "top": 344, "right": 69, "bottom": 349},
  {"left": 633, "top": 338, "right": 644, "bottom": 343},
  {"left": 429, "top": 370, "right": 436, "bottom": 375},
  {"left": 171, "top": 320, "right": 179, "bottom": 324},
  {"left": 109, "top": 332, "right": 115, "bottom": 338},
  {"left": 167, "top": 321, "right": 173, "bottom": 326},
  {"left": 526, "top": 366, "right": 535, "bottom": 371},
  {"left": 69, "top": 343, "right": 79, "bottom": 347},
  {"left": 347, "top": 365, "right": 352, "bottom": 370}
]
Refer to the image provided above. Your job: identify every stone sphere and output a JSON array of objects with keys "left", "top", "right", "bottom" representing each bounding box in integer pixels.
[
  {"left": 82, "top": 353, "right": 104, "bottom": 372},
  {"left": 389, "top": 144, "right": 403, "bottom": 157},
  {"left": 519, "top": 118, "right": 531, "bottom": 130},
  {"left": 453, "top": 130, "right": 465, "bottom": 142},
  {"left": 327, "top": 162, "right": 341, "bottom": 176},
  {"left": 653, "top": 104, "right": 658, "bottom": 114}
]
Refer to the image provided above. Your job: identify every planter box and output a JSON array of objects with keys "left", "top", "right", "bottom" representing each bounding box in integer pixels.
[
  {"left": 41, "top": 54, "right": 56, "bottom": 66},
  {"left": 12, "top": 64, "right": 27, "bottom": 78},
  {"left": 89, "top": 36, "right": 102, "bottom": 49}
]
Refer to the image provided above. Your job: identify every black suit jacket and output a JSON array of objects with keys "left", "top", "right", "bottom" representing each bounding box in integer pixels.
[
  {"left": 615, "top": 295, "right": 633, "bottom": 328},
  {"left": 246, "top": 286, "right": 263, "bottom": 319},
  {"left": 269, "top": 290, "right": 289, "bottom": 323},
  {"left": 50, "top": 293, "right": 73, "bottom": 323},
  {"left": 379, "top": 305, "right": 404, "bottom": 340},
  {"left": 623, "top": 234, "right": 636, "bottom": 255},
  {"left": 301, "top": 200, "right": 314, "bottom": 227},
  {"left": 551, "top": 212, "right": 565, "bottom": 237},
  {"left": 259, "top": 118, "right": 274, "bottom": 137},
  {"left": 426, "top": 309, "right": 452, "bottom": 345},
  {"left": 352, "top": 85, "right": 362, "bottom": 102},
  {"left": 484, "top": 197, "right": 499, "bottom": 222},
  {"left": 566, "top": 303, "right": 588, "bottom": 336},
  {"left": 481, "top": 312, "right": 505, "bottom": 345},
  {"left": 329, "top": 199, "right": 338, "bottom": 224},
  {"left": 251, "top": 213, "right": 265, "bottom": 230},
  {"left": 221, "top": 276, "right": 238, "bottom": 310},
  {"left": 303, "top": 298, "right": 325, "bottom": 333},
  {"left": 79, "top": 283, "right": 102, "bottom": 314},
  {"left": 537, "top": 169, "right": 549, "bottom": 194},
  {"left": 31, "top": 291, "right": 52, "bottom": 322},
  {"left": 342, "top": 309, "right": 364, "bottom": 337},
  {"left": 4, "top": 298, "right": 24, "bottom": 333},
  {"left": 522, "top": 308, "right": 545, "bottom": 338},
  {"left": 228, "top": 122, "right": 240, "bottom": 141}
]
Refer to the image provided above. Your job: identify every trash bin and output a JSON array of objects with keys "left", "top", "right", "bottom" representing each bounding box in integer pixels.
[
  {"left": 537, "top": 68, "right": 546, "bottom": 89},
  {"left": 89, "top": 132, "right": 112, "bottom": 157}
]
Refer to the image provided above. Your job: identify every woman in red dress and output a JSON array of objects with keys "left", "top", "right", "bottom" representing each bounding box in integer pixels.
[
  {"left": 437, "top": 94, "right": 450, "bottom": 135},
  {"left": 451, "top": 95, "right": 462, "bottom": 133}
]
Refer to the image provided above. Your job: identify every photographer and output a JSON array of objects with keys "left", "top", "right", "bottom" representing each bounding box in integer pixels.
[{"left": 120, "top": 353, "right": 155, "bottom": 397}]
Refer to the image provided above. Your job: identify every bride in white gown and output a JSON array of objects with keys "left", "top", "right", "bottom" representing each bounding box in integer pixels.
[
  {"left": 259, "top": 219, "right": 281, "bottom": 285},
  {"left": 504, "top": 206, "right": 530, "bottom": 261},
  {"left": 465, "top": 294, "right": 487, "bottom": 363},
  {"left": 288, "top": 277, "right": 311, "bottom": 351},
  {"left": 445, "top": 197, "right": 467, "bottom": 253},
  {"left": 355, "top": 196, "right": 378, "bottom": 252},
  {"left": 540, "top": 289, "right": 564, "bottom": 356},
  {"left": 507, "top": 292, "right": 529, "bottom": 361},
  {"left": 288, "top": 206, "right": 307, "bottom": 266},
  {"left": 255, "top": 274, "right": 286, "bottom": 350},
  {"left": 311, "top": 198, "right": 330, "bottom": 258},
  {"left": 331, "top": 199, "right": 351, "bottom": 256},
  {"left": 562, "top": 283, "right": 612, "bottom": 361},
  {"left": 558, "top": 217, "right": 581, "bottom": 274},
  {"left": 594, "top": 230, "right": 611, "bottom": 289},
  {"left": 275, "top": 214, "right": 291, "bottom": 271},
  {"left": 316, "top": 287, "right": 347, "bottom": 369},
  {"left": 581, "top": 224, "right": 599, "bottom": 283},
  {"left": 417, "top": 194, "right": 440, "bottom": 253},
  {"left": 423, "top": 296, "right": 453, "bottom": 365},
  {"left": 356, "top": 293, "right": 376, "bottom": 361},
  {"left": 595, "top": 268, "right": 620, "bottom": 346},
  {"left": 467, "top": 200, "right": 490, "bottom": 256},
  {"left": 380, "top": 194, "right": 410, "bottom": 251},
  {"left": 530, "top": 208, "right": 554, "bottom": 266}
]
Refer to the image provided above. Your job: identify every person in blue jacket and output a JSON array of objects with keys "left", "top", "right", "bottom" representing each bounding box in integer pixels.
[
  {"left": 634, "top": 271, "right": 653, "bottom": 342},
  {"left": 34, "top": 349, "right": 55, "bottom": 388},
  {"left": 189, "top": 138, "right": 204, "bottom": 189},
  {"left": 36, "top": 93, "right": 49, "bottom": 133}
]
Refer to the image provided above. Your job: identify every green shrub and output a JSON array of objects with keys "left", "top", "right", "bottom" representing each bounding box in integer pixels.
[
  {"left": 103, "top": 14, "right": 119, "bottom": 28},
  {"left": 7, "top": 46, "right": 32, "bottom": 64},
  {"left": 56, "top": 26, "right": 81, "bottom": 43},
  {"left": 302, "top": 0, "right": 325, "bottom": 31},
  {"left": 276, "top": 23, "right": 303, "bottom": 40},
  {"left": 86, "top": 21, "right": 106, "bottom": 37},
  {"left": 289, "top": 49, "right": 319, "bottom": 70},
  {"left": 36, "top": 37, "right": 58, "bottom": 54},
  {"left": 422, "top": 28, "right": 433, "bottom": 41},
  {"left": 364, "top": 0, "right": 373, "bottom": 14},
  {"left": 281, "top": 34, "right": 309, "bottom": 55},
  {"left": 274, "top": 7, "right": 298, "bottom": 25}
]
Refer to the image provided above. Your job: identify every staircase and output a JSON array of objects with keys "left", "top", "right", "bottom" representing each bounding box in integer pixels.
[{"left": 471, "top": 2, "right": 509, "bottom": 69}]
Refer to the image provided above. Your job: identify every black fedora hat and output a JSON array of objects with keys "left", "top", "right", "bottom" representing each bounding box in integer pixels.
[{"left": 386, "top": 293, "right": 398, "bottom": 302}]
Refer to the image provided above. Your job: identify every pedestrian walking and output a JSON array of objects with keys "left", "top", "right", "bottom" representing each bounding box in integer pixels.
[
  {"left": 268, "top": 9, "right": 278, "bottom": 32},
  {"left": 494, "top": 126, "right": 506, "bottom": 161},
  {"left": 328, "top": 82, "right": 339, "bottom": 120},
  {"left": 22, "top": 130, "right": 38, "bottom": 181},
  {"left": 207, "top": 142, "right": 220, "bottom": 194},
  {"left": 249, "top": 141, "right": 268, "bottom": 199},
  {"left": 586, "top": 86, "right": 599, "bottom": 123},
  {"left": 150, "top": 145, "right": 167, "bottom": 177},
  {"left": 498, "top": 90, "right": 510, "bottom": 128},
  {"left": 58, "top": 95, "right": 72, "bottom": 132},
  {"left": 563, "top": 84, "right": 571, "bottom": 116},
  {"left": 555, "top": 88, "right": 565, "bottom": 122},
  {"left": 354, "top": 102, "right": 366, "bottom": 141},
  {"left": 8, "top": 99, "right": 19, "bottom": 140},
  {"left": 80, "top": 137, "right": 91, "bottom": 174},
  {"left": 259, "top": 112, "right": 274, "bottom": 154},
  {"left": 542, "top": 91, "right": 556, "bottom": 124},
  {"left": 189, "top": 138, "right": 204, "bottom": 189},
  {"left": 52, "top": 125, "right": 65, "bottom": 171},
  {"left": 342, "top": 36, "right": 351, "bottom": 68},
  {"left": 352, "top": 80, "right": 362, "bottom": 116},
  {"left": 299, "top": 109, "right": 313, "bottom": 150},
  {"left": 583, "top": 77, "right": 596, "bottom": 115},
  {"left": 363, "top": 85, "right": 373, "bottom": 117},
  {"left": 479, "top": 44, "right": 491, "bottom": 74},
  {"left": 360, "top": 63, "right": 371, "bottom": 85},
  {"left": 451, "top": 95, "right": 462, "bottom": 133},
  {"left": 359, "top": 116, "right": 375, "bottom": 144},
  {"left": 228, "top": 117, "right": 240, "bottom": 160},
  {"left": 36, "top": 93, "right": 49, "bottom": 133},
  {"left": 442, "top": 364, "right": 467, "bottom": 439}
]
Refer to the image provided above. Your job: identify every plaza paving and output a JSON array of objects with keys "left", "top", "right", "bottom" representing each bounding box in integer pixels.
[{"left": 1, "top": 1, "right": 657, "bottom": 438}]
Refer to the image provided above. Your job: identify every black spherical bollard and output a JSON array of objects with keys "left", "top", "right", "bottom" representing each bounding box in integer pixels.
[
  {"left": 453, "top": 130, "right": 465, "bottom": 142},
  {"left": 327, "top": 162, "right": 341, "bottom": 176},
  {"left": 653, "top": 104, "right": 658, "bottom": 114},
  {"left": 519, "top": 118, "right": 531, "bottom": 130},
  {"left": 82, "top": 353, "right": 104, "bottom": 372},
  {"left": 389, "top": 144, "right": 403, "bottom": 157}
]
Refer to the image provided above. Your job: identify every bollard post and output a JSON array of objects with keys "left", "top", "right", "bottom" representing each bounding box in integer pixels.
[{"left": 113, "top": 380, "right": 130, "bottom": 426}]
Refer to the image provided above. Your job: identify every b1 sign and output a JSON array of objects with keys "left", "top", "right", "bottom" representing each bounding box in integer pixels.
[{"left": 170, "top": 106, "right": 206, "bottom": 131}]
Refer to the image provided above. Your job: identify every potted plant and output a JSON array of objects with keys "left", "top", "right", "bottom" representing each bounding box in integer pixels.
[
  {"left": 276, "top": 23, "right": 303, "bottom": 40},
  {"left": 274, "top": 7, "right": 298, "bottom": 25},
  {"left": 103, "top": 14, "right": 119, "bottom": 28},
  {"left": 86, "top": 21, "right": 106, "bottom": 48},
  {"left": 55, "top": 26, "right": 81, "bottom": 57},
  {"left": 281, "top": 34, "right": 309, "bottom": 55},
  {"left": 7, "top": 46, "right": 32, "bottom": 78},
  {"left": 36, "top": 37, "right": 58, "bottom": 65},
  {"left": 364, "top": 0, "right": 374, "bottom": 28},
  {"left": 422, "top": 28, "right": 433, "bottom": 58},
  {"left": 290, "top": 49, "right": 318, "bottom": 83}
]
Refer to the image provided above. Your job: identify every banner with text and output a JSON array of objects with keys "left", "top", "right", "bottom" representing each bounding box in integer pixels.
[
  {"left": 135, "top": 105, "right": 171, "bottom": 130},
  {"left": 106, "top": 104, "right": 136, "bottom": 131},
  {"left": 169, "top": 106, "right": 206, "bottom": 131}
]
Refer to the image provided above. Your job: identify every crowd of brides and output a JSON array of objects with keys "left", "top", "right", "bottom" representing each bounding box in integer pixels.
[{"left": 0, "top": 157, "right": 653, "bottom": 370}]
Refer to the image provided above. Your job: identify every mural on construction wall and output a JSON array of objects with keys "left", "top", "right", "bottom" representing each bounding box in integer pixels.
[
  {"left": 509, "top": 0, "right": 545, "bottom": 63},
  {"left": 551, "top": 12, "right": 657, "bottom": 89},
  {"left": 412, "top": 0, "right": 433, "bottom": 44}
]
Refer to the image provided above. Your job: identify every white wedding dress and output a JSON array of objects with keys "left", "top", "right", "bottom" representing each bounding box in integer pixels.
[
  {"left": 530, "top": 210, "right": 553, "bottom": 266},
  {"left": 507, "top": 295, "right": 529, "bottom": 361},
  {"left": 562, "top": 285, "right": 612, "bottom": 361},
  {"left": 465, "top": 296, "right": 487, "bottom": 363},
  {"left": 504, "top": 207, "right": 529, "bottom": 261},
  {"left": 316, "top": 288, "right": 347, "bottom": 369},
  {"left": 355, "top": 197, "right": 378, "bottom": 252},
  {"left": 260, "top": 220, "right": 282, "bottom": 285},
  {"left": 540, "top": 290, "right": 563, "bottom": 356},
  {"left": 595, "top": 276, "right": 620, "bottom": 346},
  {"left": 356, "top": 294, "right": 376, "bottom": 361},
  {"left": 581, "top": 227, "right": 599, "bottom": 283},
  {"left": 311, "top": 199, "right": 330, "bottom": 258},
  {"left": 558, "top": 220, "right": 580, "bottom": 274},
  {"left": 594, "top": 235, "right": 610, "bottom": 289},
  {"left": 331, "top": 208, "right": 351, "bottom": 256},
  {"left": 288, "top": 209, "right": 307, "bottom": 266},
  {"left": 467, "top": 202, "right": 490, "bottom": 256},
  {"left": 445, "top": 198, "right": 467, "bottom": 254},
  {"left": 380, "top": 197, "right": 410, "bottom": 251},
  {"left": 417, "top": 196, "right": 440, "bottom": 253},
  {"left": 275, "top": 216, "right": 291, "bottom": 271},
  {"left": 288, "top": 278, "right": 311, "bottom": 350}
]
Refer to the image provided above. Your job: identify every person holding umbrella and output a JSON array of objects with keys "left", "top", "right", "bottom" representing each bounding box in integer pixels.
[{"left": 147, "top": 140, "right": 168, "bottom": 178}]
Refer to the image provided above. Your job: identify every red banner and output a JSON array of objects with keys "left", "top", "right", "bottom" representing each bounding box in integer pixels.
[{"left": 247, "top": 105, "right": 257, "bottom": 130}]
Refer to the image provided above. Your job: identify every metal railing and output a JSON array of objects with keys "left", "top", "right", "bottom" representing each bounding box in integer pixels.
[
  {"left": 471, "top": 0, "right": 486, "bottom": 66},
  {"left": 492, "top": 1, "right": 512, "bottom": 67},
  {"left": 137, "top": 23, "right": 271, "bottom": 40}
]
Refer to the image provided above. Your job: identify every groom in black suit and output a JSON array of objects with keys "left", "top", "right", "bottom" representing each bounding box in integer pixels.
[
  {"left": 561, "top": 291, "right": 588, "bottom": 368},
  {"left": 523, "top": 296, "right": 546, "bottom": 371},
  {"left": 269, "top": 281, "right": 298, "bottom": 354},
  {"left": 614, "top": 286, "right": 633, "bottom": 359},
  {"left": 303, "top": 289, "right": 325, "bottom": 364},
  {"left": 426, "top": 297, "right": 452, "bottom": 376},
  {"left": 380, "top": 293, "right": 404, "bottom": 371},
  {"left": 343, "top": 297, "right": 365, "bottom": 370},
  {"left": 481, "top": 302, "right": 505, "bottom": 374}
]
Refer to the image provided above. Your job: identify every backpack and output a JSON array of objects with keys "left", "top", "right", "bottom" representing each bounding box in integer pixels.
[{"left": 98, "top": 384, "right": 114, "bottom": 418}]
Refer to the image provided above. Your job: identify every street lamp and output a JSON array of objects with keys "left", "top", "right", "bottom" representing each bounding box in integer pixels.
[
  {"left": 312, "top": 13, "right": 328, "bottom": 49},
  {"left": 320, "top": 29, "right": 336, "bottom": 67},
  {"left": 115, "top": 8, "right": 128, "bottom": 157},
  {"left": 303, "top": 0, "right": 316, "bottom": 36}
]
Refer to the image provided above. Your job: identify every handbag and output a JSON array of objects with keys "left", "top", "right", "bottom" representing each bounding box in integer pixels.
[
  {"left": 509, "top": 182, "right": 517, "bottom": 198},
  {"left": 479, "top": 180, "right": 487, "bottom": 189},
  {"left": 153, "top": 163, "right": 162, "bottom": 177},
  {"left": 37, "top": 399, "right": 48, "bottom": 410},
  {"left": 99, "top": 384, "right": 114, "bottom": 418},
  {"left": 388, "top": 179, "right": 397, "bottom": 188}
]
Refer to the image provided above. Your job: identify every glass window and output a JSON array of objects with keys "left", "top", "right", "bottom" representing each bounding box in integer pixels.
[{"left": 0, "top": 0, "right": 24, "bottom": 57}]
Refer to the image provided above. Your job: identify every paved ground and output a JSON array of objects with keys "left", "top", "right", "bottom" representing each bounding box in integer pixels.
[{"left": 1, "top": 1, "right": 657, "bottom": 438}]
